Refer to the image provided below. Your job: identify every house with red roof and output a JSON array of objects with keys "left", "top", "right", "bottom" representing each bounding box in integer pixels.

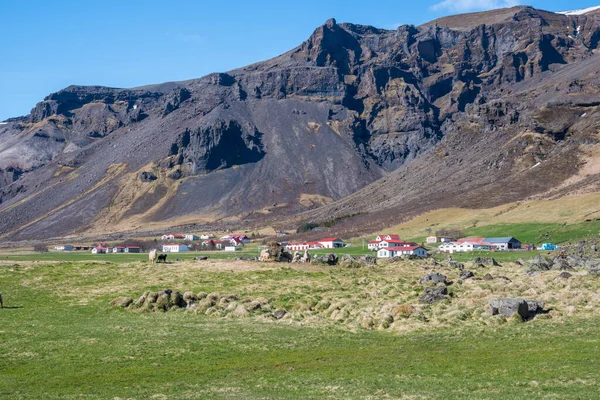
[
  {"left": 124, "top": 246, "right": 141, "bottom": 253},
  {"left": 91, "top": 247, "right": 107, "bottom": 254},
  {"left": 367, "top": 234, "right": 405, "bottom": 250},
  {"left": 162, "top": 243, "right": 188, "bottom": 253},
  {"left": 318, "top": 238, "right": 344, "bottom": 248},
  {"left": 112, "top": 246, "right": 126, "bottom": 253}
]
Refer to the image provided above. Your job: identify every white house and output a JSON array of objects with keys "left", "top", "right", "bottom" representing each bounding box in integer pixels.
[
  {"left": 368, "top": 234, "right": 402, "bottom": 250},
  {"left": 318, "top": 238, "right": 344, "bottom": 249},
  {"left": 54, "top": 245, "right": 74, "bottom": 251},
  {"left": 124, "top": 246, "right": 141, "bottom": 253},
  {"left": 426, "top": 236, "right": 454, "bottom": 244},
  {"left": 92, "top": 247, "right": 107, "bottom": 254},
  {"left": 286, "top": 242, "right": 309, "bottom": 251},
  {"left": 224, "top": 246, "right": 237, "bottom": 252},
  {"left": 162, "top": 244, "right": 189, "bottom": 253},
  {"left": 221, "top": 234, "right": 251, "bottom": 244},
  {"left": 112, "top": 246, "right": 125, "bottom": 253},
  {"left": 377, "top": 246, "right": 428, "bottom": 258},
  {"left": 184, "top": 234, "right": 199, "bottom": 241},
  {"left": 438, "top": 241, "right": 492, "bottom": 254},
  {"left": 200, "top": 234, "right": 215, "bottom": 240}
]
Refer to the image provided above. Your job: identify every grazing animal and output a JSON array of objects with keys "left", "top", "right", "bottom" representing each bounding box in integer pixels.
[
  {"left": 149, "top": 249, "right": 158, "bottom": 264},
  {"left": 157, "top": 254, "right": 167, "bottom": 263}
]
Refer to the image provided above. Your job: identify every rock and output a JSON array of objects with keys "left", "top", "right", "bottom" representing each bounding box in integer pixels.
[
  {"left": 168, "top": 169, "right": 182, "bottom": 180},
  {"left": 291, "top": 251, "right": 303, "bottom": 263},
  {"left": 169, "top": 291, "right": 185, "bottom": 308},
  {"left": 551, "top": 257, "right": 572, "bottom": 271},
  {"left": 526, "top": 300, "right": 545, "bottom": 314},
  {"left": 483, "top": 273, "right": 494, "bottom": 281},
  {"left": 183, "top": 292, "right": 196, "bottom": 305},
  {"left": 139, "top": 171, "right": 157, "bottom": 182},
  {"left": 110, "top": 296, "right": 133, "bottom": 308},
  {"left": 471, "top": 257, "right": 499, "bottom": 267},
  {"left": 420, "top": 286, "right": 448, "bottom": 304},
  {"left": 273, "top": 309, "right": 287, "bottom": 319},
  {"left": 488, "top": 298, "right": 528, "bottom": 320},
  {"left": 313, "top": 253, "right": 338, "bottom": 265},
  {"left": 460, "top": 270, "right": 475, "bottom": 280},
  {"left": 557, "top": 272, "right": 572, "bottom": 279},
  {"left": 235, "top": 257, "right": 258, "bottom": 261},
  {"left": 525, "top": 255, "right": 552, "bottom": 274},
  {"left": 197, "top": 256, "right": 208, "bottom": 261},
  {"left": 259, "top": 242, "right": 292, "bottom": 262},
  {"left": 232, "top": 305, "right": 249, "bottom": 318},
  {"left": 360, "top": 254, "right": 377, "bottom": 265},
  {"left": 339, "top": 254, "right": 360, "bottom": 268},
  {"left": 301, "top": 250, "right": 311, "bottom": 263},
  {"left": 447, "top": 260, "right": 464, "bottom": 269},
  {"left": 155, "top": 293, "right": 170, "bottom": 311},
  {"left": 420, "top": 272, "right": 447, "bottom": 285}
]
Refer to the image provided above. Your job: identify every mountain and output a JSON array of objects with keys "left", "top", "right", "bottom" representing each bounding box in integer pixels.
[{"left": 3, "top": 5, "right": 600, "bottom": 240}]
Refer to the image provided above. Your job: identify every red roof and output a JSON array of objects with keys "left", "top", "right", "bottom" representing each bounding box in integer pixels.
[
  {"left": 368, "top": 240, "right": 380, "bottom": 244},
  {"left": 387, "top": 234, "right": 401, "bottom": 240},
  {"left": 319, "top": 238, "right": 342, "bottom": 242},
  {"left": 457, "top": 237, "right": 486, "bottom": 244},
  {"left": 306, "top": 242, "right": 322, "bottom": 246},
  {"left": 125, "top": 246, "right": 140, "bottom": 249},
  {"left": 384, "top": 240, "right": 416, "bottom": 244},
  {"left": 115, "top": 246, "right": 125, "bottom": 249}
]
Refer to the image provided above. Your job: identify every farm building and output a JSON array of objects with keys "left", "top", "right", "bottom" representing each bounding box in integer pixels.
[
  {"left": 484, "top": 237, "right": 522, "bottom": 250},
  {"left": 426, "top": 236, "right": 454, "bottom": 244},
  {"left": 221, "top": 234, "right": 251, "bottom": 244},
  {"left": 377, "top": 246, "right": 428, "bottom": 258},
  {"left": 200, "top": 234, "right": 215, "bottom": 239},
  {"left": 439, "top": 241, "right": 492, "bottom": 254},
  {"left": 92, "top": 247, "right": 107, "bottom": 254},
  {"left": 124, "top": 246, "right": 141, "bottom": 253},
  {"left": 318, "top": 238, "right": 344, "bottom": 248},
  {"left": 161, "top": 234, "right": 185, "bottom": 240},
  {"left": 112, "top": 246, "right": 125, "bottom": 253},
  {"left": 286, "top": 241, "right": 323, "bottom": 251},
  {"left": 184, "top": 234, "right": 200, "bottom": 241},
  {"left": 54, "top": 245, "right": 74, "bottom": 251},
  {"left": 367, "top": 234, "right": 404, "bottom": 250},
  {"left": 162, "top": 244, "right": 189, "bottom": 253}
]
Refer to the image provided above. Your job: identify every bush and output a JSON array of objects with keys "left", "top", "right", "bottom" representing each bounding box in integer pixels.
[{"left": 33, "top": 243, "right": 49, "bottom": 253}]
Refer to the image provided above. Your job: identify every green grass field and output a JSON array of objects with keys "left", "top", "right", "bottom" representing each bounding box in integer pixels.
[{"left": 2, "top": 258, "right": 600, "bottom": 399}]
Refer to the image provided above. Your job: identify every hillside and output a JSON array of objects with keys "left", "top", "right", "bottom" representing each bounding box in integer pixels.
[{"left": 3, "top": 5, "right": 600, "bottom": 240}]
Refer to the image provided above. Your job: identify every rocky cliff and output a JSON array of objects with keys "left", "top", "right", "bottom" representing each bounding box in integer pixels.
[{"left": 2, "top": 6, "right": 600, "bottom": 239}]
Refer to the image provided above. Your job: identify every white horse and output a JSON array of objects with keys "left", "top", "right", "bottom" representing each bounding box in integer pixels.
[{"left": 149, "top": 249, "right": 158, "bottom": 264}]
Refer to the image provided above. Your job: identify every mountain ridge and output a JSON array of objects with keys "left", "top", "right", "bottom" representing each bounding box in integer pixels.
[{"left": 2, "top": 5, "right": 600, "bottom": 240}]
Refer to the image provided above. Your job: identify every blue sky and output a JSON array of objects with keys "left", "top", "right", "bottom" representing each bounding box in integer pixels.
[{"left": 0, "top": 0, "right": 596, "bottom": 120}]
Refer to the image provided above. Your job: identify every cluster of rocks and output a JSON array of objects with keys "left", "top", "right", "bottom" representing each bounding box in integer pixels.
[
  {"left": 258, "top": 242, "right": 293, "bottom": 262},
  {"left": 111, "top": 290, "right": 288, "bottom": 320},
  {"left": 488, "top": 298, "right": 545, "bottom": 321},
  {"left": 419, "top": 272, "right": 450, "bottom": 304},
  {"left": 523, "top": 254, "right": 600, "bottom": 275},
  {"left": 312, "top": 253, "right": 376, "bottom": 267}
]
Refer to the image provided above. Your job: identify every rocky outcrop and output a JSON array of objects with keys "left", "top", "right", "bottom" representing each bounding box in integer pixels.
[{"left": 4, "top": 7, "right": 600, "bottom": 239}]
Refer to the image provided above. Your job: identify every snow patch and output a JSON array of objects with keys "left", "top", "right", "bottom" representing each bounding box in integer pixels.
[
  {"left": 558, "top": 5, "right": 600, "bottom": 15},
  {"left": 0, "top": 122, "right": 7, "bottom": 125},
  {"left": 530, "top": 162, "right": 541, "bottom": 170},
  {"left": 581, "top": 112, "right": 588, "bottom": 117}
]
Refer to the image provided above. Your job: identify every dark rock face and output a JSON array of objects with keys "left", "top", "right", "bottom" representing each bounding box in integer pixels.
[
  {"left": 420, "top": 272, "right": 447, "bottom": 285},
  {"left": 420, "top": 286, "right": 448, "bottom": 304},
  {"left": 460, "top": 270, "right": 475, "bottom": 280},
  {"left": 488, "top": 298, "right": 528, "bottom": 319},
  {"left": 139, "top": 171, "right": 157, "bottom": 182},
  {"left": 4, "top": 7, "right": 600, "bottom": 239}
]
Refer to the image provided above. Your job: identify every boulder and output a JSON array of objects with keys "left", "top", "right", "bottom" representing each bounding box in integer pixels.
[
  {"left": 339, "top": 254, "right": 360, "bottom": 268},
  {"left": 197, "top": 256, "right": 208, "bottom": 261},
  {"left": 488, "top": 298, "right": 528, "bottom": 319},
  {"left": 360, "top": 254, "right": 377, "bottom": 265},
  {"left": 291, "top": 251, "right": 303, "bottom": 263},
  {"left": 273, "top": 309, "right": 287, "bottom": 319},
  {"left": 526, "top": 300, "right": 545, "bottom": 314},
  {"left": 301, "top": 250, "right": 311, "bottom": 263},
  {"left": 313, "top": 253, "right": 338, "bottom": 265},
  {"left": 183, "top": 292, "right": 196, "bottom": 305},
  {"left": 471, "top": 257, "right": 500, "bottom": 267},
  {"left": 169, "top": 291, "right": 185, "bottom": 308},
  {"left": 259, "top": 242, "right": 292, "bottom": 262},
  {"left": 557, "top": 272, "right": 572, "bottom": 279},
  {"left": 525, "top": 255, "right": 552, "bottom": 274},
  {"left": 460, "top": 270, "right": 475, "bottom": 280},
  {"left": 110, "top": 296, "right": 133, "bottom": 308},
  {"left": 420, "top": 286, "right": 448, "bottom": 304},
  {"left": 139, "top": 171, "right": 157, "bottom": 182},
  {"left": 420, "top": 272, "right": 447, "bottom": 285},
  {"left": 483, "top": 273, "right": 494, "bottom": 281}
]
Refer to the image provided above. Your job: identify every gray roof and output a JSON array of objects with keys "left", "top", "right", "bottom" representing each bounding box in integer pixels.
[{"left": 483, "top": 237, "right": 519, "bottom": 243}]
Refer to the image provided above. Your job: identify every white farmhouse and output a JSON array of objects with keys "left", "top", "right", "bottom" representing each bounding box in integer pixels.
[
  {"left": 184, "top": 234, "right": 199, "bottom": 241},
  {"left": 55, "top": 245, "right": 74, "bottom": 251},
  {"left": 318, "top": 238, "right": 344, "bottom": 248},
  {"left": 162, "top": 244, "right": 189, "bottom": 253},
  {"left": 377, "top": 246, "right": 428, "bottom": 258}
]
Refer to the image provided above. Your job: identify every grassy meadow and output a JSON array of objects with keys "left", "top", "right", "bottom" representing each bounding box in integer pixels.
[{"left": 2, "top": 256, "right": 600, "bottom": 399}]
